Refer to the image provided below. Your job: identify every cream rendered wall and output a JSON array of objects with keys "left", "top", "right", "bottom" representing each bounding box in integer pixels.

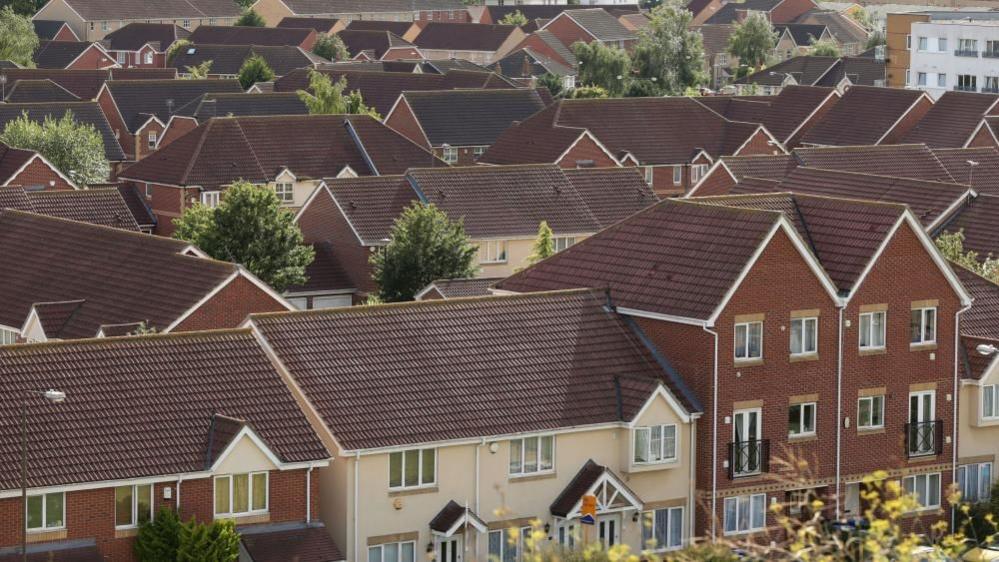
[
  {"left": 250, "top": 0, "right": 295, "bottom": 26},
  {"left": 268, "top": 174, "right": 322, "bottom": 210},
  {"left": 34, "top": 0, "right": 86, "bottom": 40},
  {"left": 214, "top": 435, "right": 280, "bottom": 474},
  {"left": 959, "top": 359, "right": 999, "bottom": 465},
  {"left": 475, "top": 234, "right": 590, "bottom": 278}
]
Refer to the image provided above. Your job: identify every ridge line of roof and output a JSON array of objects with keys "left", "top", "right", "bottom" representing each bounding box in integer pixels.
[
  {"left": 796, "top": 166, "right": 969, "bottom": 188},
  {"left": 0, "top": 327, "right": 255, "bottom": 352}
]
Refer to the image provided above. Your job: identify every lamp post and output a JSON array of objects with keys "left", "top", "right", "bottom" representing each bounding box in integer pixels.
[
  {"left": 978, "top": 343, "right": 998, "bottom": 357},
  {"left": 21, "top": 389, "right": 66, "bottom": 562}
]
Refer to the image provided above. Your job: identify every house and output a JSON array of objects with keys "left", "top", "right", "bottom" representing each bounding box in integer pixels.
[
  {"left": 336, "top": 30, "right": 422, "bottom": 61},
  {"left": 470, "top": 4, "right": 642, "bottom": 25},
  {"left": 508, "top": 29, "right": 578, "bottom": 69},
  {"left": 291, "top": 165, "right": 656, "bottom": 304},
  {"left": 903, "top": 91, "right": 999, "bottom": 148},
  {"left": 408, "top": 22, "right": 525, "bottom": 64},
  {"left": 797, "top": 85, "right": 933, "bottom": 146},
  {"left": 491, "top": 48, "right": 576, "bottom": 89},
  {"left": 0, "top": 329, "right": 337, "bottom": 561},
  {"left": 246, "top": 289, "right": 702, "bottom": 560},
  {"left": 187, "top": 25, "right": 319, "bottom": 50},
  {"left": 0, "top": 209, "right": 292, "bottom": 343},
  {"left": 278, "top": 16, "right": 346, "bottom": 35},
  {"left": 33, "top": 19, "right": 80, "bottom": 41},
  {"left": 480, "top": 97, "right": 785, "bottom": 196},
  {"left": 495, "top": 194, "right": 971, "bottom": 538},
  {"left": 700, "top": 24, "right": 738, "bottom": 90},
  {"left": 538, "top": 8, "right": 638, "bottom": 51},
  {"left": 907, "top": 15, "right": 999, "bottom": 100},
  {"left": 117, "top": 114, "right": 444, "bottom": 235},
  {"left": 0, "top": 143, "right": 77, "bottom": 191},
  {"left": 169, "top": 44, "right": 325, "bottom": 79},
  {"left": 249, "top": 0, "right": 470, "bottom": 27},
  {"left": 0, "top": 186, "right": 145, "bottom": 231},
  {"left": 344, "top": 19, "right": 416, "bottom": 37},
  {"left": 0, "top": 68, "right": 177, "bottom": 101},
  {"left": 773, "top": 24, "right": 835, "bottom": 59},
  {"left": 793, "top": 9, "right": 870, "bottom": 55},
  {"left": 687, "top": 0, "right": 724, "bottom": 25},
  {"left": 32, "top": 40, "right": 117, "bottom": 70},
  {"left": 704, "top": 0, "right": 819, "bottom": 25},
  {"left": 102, "top": 23, "right": 190, "bottom": 68},
  {"left": 96, "top": 79, "right": 244, "bottom": 161},
  {"left": 3, "top": 78, "right": 81, "bottom": 103},
  {"left": 158, "top": 92, "right": 310, "bottom": 148},
  {"left": 32, "top": 0, "right": 242, "bottom": 42},
  {"left": 415, "top": 277, "right": 504, "bottom": 300},
  {"left": 0, "top": 102, "right": 127, "bottom": 167},
  {"left": 733, "top": 52, "right": 886, "bottom": 95},
  {"left": 384, "top": 89, "right": 550, "bottom": 164}
]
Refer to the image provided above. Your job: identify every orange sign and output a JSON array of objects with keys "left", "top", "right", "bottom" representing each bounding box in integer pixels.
[{"left": 581, "top": 494, "right": 597, "bottom": 517}]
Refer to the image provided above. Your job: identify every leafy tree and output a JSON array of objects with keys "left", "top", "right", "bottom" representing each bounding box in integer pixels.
[
  {"left": 809, "top": 38, "right": 841, "bottom": 57},
  {"left": 233, "top": 0, "right": 255, "bottom": 9},
  {"left": 499, "top": 10, "right": 528, "bottom": 26},
  {"left": 237, "top": 53, "right": 274, "bottom": 89},
  {"left": 0, "top": 6, "right": 38, "bottom": 67},
  {"left": 371, "top": 202, "right": 478, "bottom": 302},
  {"left": 234, "top": 8, "right": 265, "bottom": 27},
  {"left": 184, "top": 60, "right": 213, "bottom": 79},
  {"left": 727, "top": 11, "right": 777, "bottom": 69},
  {"left": 569, "top": 85, "right": 609, "bottom": 99},
  {"left": 134, "top": 507, "right": 182, "bottom": 562},
  {"left": 127, "top": 321, "right": 158, "bottom": 336},
  {"left": 173, "top": 180, "right": 315, "bottom": 292},
  {"left": 536, "top": 73, "right": 565, "bottom": 99},
  {"left": 631, "top": 0, "right": 706, "bottom": 95},
  {"left": 624, "top": 78, "right": 663, "bottom": 97},
  {"left": 166, "top": 39, "right": 191, "bottom": 64},
  {"left": 0, "top": 0, "right": 34, "bottom": 16},
  {"left": 573, "top": 40, "right": 630, "bottom": 96},
  {"left": 296, "top": 70, "right": 379, "bottom": 117},
  {"left": 312, "top": 33, "right": 349, "bottom": 61},
  {"left": 0, "top": 110, "right": 109, "bottom": 185},
  {"left": 848, "top": 6, "right": 875, "bottom": 31},
  {"left": 936, "top": 229, "right": 999, "bottom": 282},
  {"left": 176, "top": 518, "right": 239, "bottom": 562},
  {"left": 866, "top": 29, "right": 886, "bottom": 50},
  {"left": 527, "top": 221, "right": 555, "bottom": 265}
]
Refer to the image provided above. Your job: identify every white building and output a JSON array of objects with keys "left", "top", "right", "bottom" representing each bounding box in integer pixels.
[{"left": 908, "top": 17, "right": 999, "bottom": 99}]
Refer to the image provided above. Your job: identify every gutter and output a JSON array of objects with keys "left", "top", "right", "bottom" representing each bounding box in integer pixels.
[
  {"left": 835, "top": 306, "right": 844, "bottom": 517},
  {"left": 354, "top": 451, "right": 361, "bottom": 562},
  {"left": 702, "top": 325, "right": 720, "bottom": 538}
]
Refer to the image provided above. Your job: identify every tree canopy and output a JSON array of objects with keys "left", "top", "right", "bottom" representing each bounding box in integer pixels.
[
  {"left": 499, "top": 10, "right": 528, "bottom": 26},
  {"left": 936, "top": 229, "right": 999, "bottom": 282},
  {"left": 234, "top": 9, "right": 265, "bottom": 27},
  {"left": 313, "top": 33, "right": 349, "bottom": 61},
  {"left": 727, "top": 11, "right": 777, "bottom": 69},
  {"left": 173, "top": 181, "right": 315, "bottom": 292},
  {"left": 0, "top": 110, "right": 109, "bottom": 186},
  {"left": 527, "top": 221, "right": 555, "bottom": 265},
  {"left": 184, "top": 60, "right": 213, "bottom": 79},
  {"left": 536, "top": 73, "right": 566, "bottom": 99},
  {"left": 809, "top": 38, "right": 841, "bottom": 57},
  {"left": 296, "top": 70, "right": 380, "bottom": 117},
  {"left": 573, "top": 40, "right": 630, "bottom": 97},
  {"left": 631, "top": 0, "right": 706, "bottom": 94},
  {"left": 0, "top": 6, "right": 38, "bottom": 67},
  {"left": 238, "top": 54, "right": 274, "bottom": 89}
]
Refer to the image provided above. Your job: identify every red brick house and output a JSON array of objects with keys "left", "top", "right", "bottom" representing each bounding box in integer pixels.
[
  {"left": 900, "top": 91, "right": 999, "bottom": 149},
  {"left": 32, "top": 40, "right": 118, "bottom": 70},
  {"left": 101, "top": 23, "right": 190, "bottom": 68},
  {"left": 0, "top": 143, "right": 77, "bottom": 191},
  {"left": 539, "top": 8, "right": 638, "bottom": 51},
  {"left": 496, "top": 195, "right": 971, "bottom": 538},
  {"left": 0, "top": 210, "right": 292, "bottom": 343},
  {"left": 33, "top": 19, "right": 80, "bottom": 41},
  {"left": 703, "top": 0, "right": 818, "bottom": 25},
  {"left": 187, "top": 24, "right": 318, "bottom": 50},
  {"left": 0, "top": 329, "right": 338, "bottom": 561},
  {"left": 798, "top": 85, "right": 934, "bottom": 147},
  {"left": 335, "top": 29, "right": 422, "bottom": 61},
  {"left": 0, "top": 186, "right": 144, "bottom": 231}
]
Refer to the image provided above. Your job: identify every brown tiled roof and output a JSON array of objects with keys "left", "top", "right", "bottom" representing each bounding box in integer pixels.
[
  {"left": 484, "top": 4, "right": 639, "bottom": 23},
  {"left": 418, "top": 277, "right": 503, "bottom": 300},
  {"left": 794, "top": 10, "right": 869, "bottom": 45},
  {"left": 0, "top": 210, "right": 238, "bottom": 338},
  {"left": 695, "top": 96, "right": 771, "bottom": 124},
  {"left": 103, "top": 23, "right": 189, "bottom": 52},
  {"left": 32, "top": 300, "right": 86, "bottom": 339},
  {"left": 279, "top": 17, "right": 342, "bottom": 33},
  {"left": 0, "top": 68, "right": 165, "bottom": 100},
  {"left": 33, "top": 41, "right": 106, "bottom": 69},
  {"left": 104, "top": 79, "right": 243, "bottom": 132},
  {"left": 0, "top": 102, "right": 125, "bottom": 162},
  {"left": 411, "top": 22, "right": 519, "bottom": 52},
  {"left": 793, "top": 144, "right": 956, "bottom": 183},
  {"left": 170, "top": 44, "right": 322, "bottom": 77},
  {"left": 903, "top": 91, "right": 999, "bottom": 148},
  {"left": 109, "top": 67, "right": 179, "bottom": 80},
  {"left": 3, "top": 79, "right": 80, "bottom": 103},
  {"left": 118, "top": 114, "right": 443, "bottom": 189},
  {"left": 279, "top": 0, "right": 465, "bottom": 16},
  {"left": 699, "top": 24, "right": 735, "bottom": 56},
  {"left": 0, "top": 144, "right": 36, "bottom": 184},
  {"left": 932, "top": 147, "right": 999, "bottom": 195},
  {"left": 16, "top": 188, "right": 141, "bottom": 230},
  {"left": 953, "top": 264, "right": 999, "bottom": 341},
  {"left": 560, "top": 167, "right": 658, "bottom": 227},
  {"left": 112, "top": 184, "right": 156, "bottom": 227},
  {"left": 205, "top": 413, "right": 246, "bottom": 466},
  {"left": 337, "top": 30, "right": 419, "bottom": 60},
  {"left": 934, "top": 193, "right": 999, "bottom": 259},
  {"left": 344, "top": 19, "right": 412, "bottom": 36},
  {"left": 550, "top": 460, "right": 607, "bottom": 517},
  {"left": 552, "top": 9, "right": 635, "bottom": 42},
  {"left": 250, "top": 289, "right": 697, "bottom": 450},
  {"left": 58, "top": 0, "right": 241, "bottom": 21},
  {"left": 188, "top": 25, "right": 315, "bottom": 47},
  {"left": 429, "top": 501, "right": 485, "bottom": 533},
  {"left": 32, "top": 20, "right": 74, "bottom": 41},
  {"left": 0, "top": 186, "right": 31, "bottom": 209},
  {"left": 800, "top": 86, "right": 926, "bottom": 146},
  {"left": 321, "top": 176, "right": 416, "bottom": 245},
  {"left": 173, "top": 92, "right": 309, "bottom": 122},
  {"left": 0, "top": 329, "right": 328, "bottom": 489},
  {"left": 705, "top": 0, "right": 785, "bottom": 23},
  {"left": 0, "top": 541, "right": 103, "bottom": 562},
  {"left": 239, "top": 523, "right": 344, "bottom": 562},
  {"left": 717, "top": 154, "right": 799, "bottom": 182},
  {"left": 493, "top": 48, "right": 574, "bottom": 79},
  {"left": 758, "top": 85, "right": 838, "bottom": 143},
  {"left": 398, "top": 88, "right": 547, "bottom": 147}
]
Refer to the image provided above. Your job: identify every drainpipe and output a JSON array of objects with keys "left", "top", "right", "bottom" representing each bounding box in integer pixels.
[
  {"left": 702, "top": 325, "right": 719, "bottom": 538},
  {"left": 476, "top": 439, "right": 483, "bottom": 559},
  {"left": 688, "top": 421, "right": 697, "bottom": 546},
  {"left": 835, "top": 306, "right": 844, "bottom": 517},
  {"left": 354, "top": 452, "right": 361, "bottom": 562},
  {"left": 176, "top": 476, "right": 183, "bottom": 518},
  {"left": 306, "top": 465, "right": 314, "bottom": 524},
  {"left": 953, "top": 303, "right": 972, "bottom": 529}
]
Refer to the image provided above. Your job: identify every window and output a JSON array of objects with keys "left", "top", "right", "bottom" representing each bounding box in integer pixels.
[
  {"left": 987, "top": 40, "right": 999, "bottom": 57},
  {"left": 209, "top": 17, "right": 217, "bottom": 25},
  {"left": 274, "top": 182, "right": 294, "bottom": 205},
  {"left": 101, "top": 21, "right": 110, "bottom": 31},
  {"left": 938, "top": 37, "right": 948, "bottom": 51},
  {"left": 0, "top": 327, "right": 16, "bottom": 345},
  {"left": 903, "top": 472, "right": 941, "bottom": 509},
  {"left": 147, "top": 131, "right": 157, "bottom": 150},
  {"left": 369, "top": 542, "right": 416, "bottom": 562},
  {"left": 115, "top": 484, "right": 152, "bottom": 528},
  {"left": 144, "top": 51, "right": 154, "bottom": 64},
  {"left": 790, "top": 317, "right": 817, "bottom": 356},
  {"left": 553, "top": 236, "right": 575, "bottom": 252},
  {"left": 910, "top": 307, "right": 936, "bottom": 345},
  {"left": 938, "top": 73, "right": 947, "bottom": 88},
  {"left": 734, "top": 321, "right": 763, "bottom": 361},
  {"left": 858, "top": 395, "right": 885, "bottom": 429},
  {"left": 723, "top": 494, "right": 766, "bottom": 535},
  {"left": 442, "top": 146, "right": 458, "bottom": 164},
  {"left": 479, "top": 240, "right": 508, "bottom": 264},
  {"left": 906, "top": 34, "right": 911, "bottom": 50},
  {"left": 958, "top": 74, "right": 978, "bottom": 92},
  {"left": 958, "top": 38, "right": 978, "bottom": 54},
  {"left": 958, "top": 463, "right": 993, "bottom": 503},
  {"left": 982, "top": 385, "right": 999, "bottom": 420},
  {"left": 644, "top": 166, "right": 654, "bottom": 186},
  {"left": 905, "top": 69, "right": 911, "bottom": 86},
  {"left": 788, "top": 403, "right": 816, "bottom": 437},
  {"left": 201, "top": 191, "right": 221, "bottom": 208},
  {"left": 917, "top": 72, "right": 927, "bottom": 86},
  {"left": 509, "top": 435, "right": 554, "bottom": 476},
  {"left": 214, "top": 472, "right": 268, "bottom": 516},
  {"left": 388, "top": 448, "right": 436, "bottom": 489},
  {"left": 633, "top": 424, "right": 678, "bottom": 464},
  {"left": 642, "top": 507, "right": 684, "bottom": 551},
  {"left": 986, "top": 76, "right": 999, "bottom": 93},
  {"left": 691, "top": 164, "right": 709, "bottom": 184},
  {"left": 557, "top": 522, "right": 577, "bottom": 548},
  {"left": 672, "top": 165, "right": 682, "bottom": 185},
  {"left": 183, "top": 19, "right": 190, "bottom": 28},
  {"left": 26, "top": 492, "right": 64, "bottom": 530},
  {"left": 859, "top": 311, "right": 886, "bottom": 350},
  {"left": 472, "top": 146, "right": 486, "bottom": 160},
  {"left": 917, "top": 37, "right": 927, "bottom": 51},
  {"left": 116, "top": 51, "right": 127, "bottom": 64},
  {"left": 489, "top": 527, "right": 529, "bottom": 561}
]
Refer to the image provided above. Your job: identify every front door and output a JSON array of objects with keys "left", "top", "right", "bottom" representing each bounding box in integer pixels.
[
  {"left": 438, "top": 536, "right": 461, "bottom": 562},
  {"left": 596, "top": 514, "right": 620, "bottom": 549},
  {"left": 733, "top": 408, "right": 762, "bottom": 475},
  {"left": 908, "top": 391, "right": 936, "bottom": 456}
]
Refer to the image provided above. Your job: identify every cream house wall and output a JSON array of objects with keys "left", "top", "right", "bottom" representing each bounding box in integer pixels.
[
  {"left": 250, "top": 0, "right": 295, "bottom": 27},
  {"left": 35, "top": 0, "right": 236, "bottom": 41},
  {"left": 959, "top": 358, "right": 999, "bottom": 463},
  {"left": 475, "top": 234, "right": 590, "bottom": 278},
  {"left": 215, "top": 435, "right": 279, "bottom": 474}
]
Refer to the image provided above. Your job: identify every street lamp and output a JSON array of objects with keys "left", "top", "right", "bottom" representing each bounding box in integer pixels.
[
  {"left": 978, "top": 343, "right": 998, "bottom": 357},
  {"left": 21, "top": 389, "right": 66, "bottom": 562}
]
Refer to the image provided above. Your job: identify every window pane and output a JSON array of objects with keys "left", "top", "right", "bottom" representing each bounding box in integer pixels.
[
  {"left": 983, "top": 464, "right": 993, "bottom": 499},
  {"left": 805, "top": 319, "right": 817, "bottom": 353},
  {"left": 233, "top": 474, "right": 250, "bottom": 513},
  {"left": 421, "top": 450, "right": 435, "bottom": 485},
  {"left": 510, "top": 439, "right": 522, "bottom": 474},
  {"left": 524, "top": 437, "right": 538, "bottom": 473},
  {"left": 115, "top": 486, "right": 133, "bottom": 527},
  {"left": 925, "top": 309, "right": 936, "bottom": 342},
  {"left": 789, "top": 405, "right": 801, "bottom": 435},
  {"left": 748, "top": 323, "right": 762, "bottom": 357},
  {"left": 669, "top": 507, "right": 683, "bottom": 547},
  {"left": 985, "top": 387, "right": 996, "bottom": 418},
  {"left": 45, "top": 493, "right": 63, "bottom": 528},
  {"left": 504, "top": 529, "right": 518, "bottom": 562},
  {"left": 384, "top": 543, "right": 399, "bottom": 562},
  {"left": 137, "top": 485, "right": 152, "bottom": 525},
  {"left": 401, "top": 542, "right": 415, "bottom": 562},
  {"left": 735, "top": 325, "right": 747, "bottom": 358},
  {"left": 860, "top": 314, "right": 871, "bottom": 347},
  {"left": 489, "top": 531, "right": 502, "bottom": 558},
  {"left": 251, "top": 473, "right": 267, "bottom": 511},
  {"left": 911, "top": 310, "right": 921, "bottom": 343},
  {"left": 664, "top": 425, "right": 676, "bottom": 460},
  {"left": 750, "top": 495, "right": 765, "bottom": 529},
  {"left": 540, "top": 436, "right": 554, "bottom": 470},
  {"left": 803, "top": 404, "right": 815, "bottom": 433},
  {"left": 790, "top": 319, "right": 802, "bottom": 354},
  {"left": 369, "top": 546, "right": 382, "bottom": 562},
  {"left": 737, "top": 495, "right": 750, "bottom": 532},
  {"left": 634, "top": 428, "right": 649, "bottom": 463},
  {"left": 723, "top": 498, "right": 737, "bottom": 533},
  {"left": 859, "top": 398, "right": 871, "bottom": 427},
  {"left": 389, "top": 452, "right": 403, "bottom": 488},
  {"left": 872, "top": 396, "right": 884, "bottom": 426},
  {"left": 26, "top": 495, "right": 43, "bottom": 529},
  {"left": 215, "top": 476, "right": 230, "bottom": 514},
  {"left": 928, "top": 474, "right": 941, "bottom": 506},
  {"left": 873, "top": 313, "right": 885, "bottom": 346},
  {"left": 650, "top": 425, "right": 663, "bottom": 462},
  {"left": 404, "top": 450, "right": 419, "bottom": 487}
]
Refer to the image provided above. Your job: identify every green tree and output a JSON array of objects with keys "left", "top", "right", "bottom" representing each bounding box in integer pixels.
[
  {"left": 312, "top": 33, "right": 349, "bottom": 61},
  {"left": 176, "top": 519, "right": 239, "bottom": 562},
  {"left": 184, "top": 60, "right": 213, "bottom": 79},
  {"left": 166, "top": 39, "right": 191, "bottom": 64},
  {"left": 569, "top": 85, "right": 609, "bottom": 99},
  {"left": 527, "top": 221, "right": 555, "bottom": 265},
  {"left": 296, "top": 70, "right": 379, "bottom": 117},
  {"left": 0, "top": 110, "right": 108, "bottom": 185},
  {"left": 631, "top": 0, "right": 706, "bottom": 94},
  {"left": 134, "top": 507, "right": 182, "bottom": 562},
  {"left": 234, "top": 8, "right": 265, "bottom": 27},
  {"left": 727, "top": 11, "right": 777, "bottom": 69},
  {"left": 237, "top": 53, "right": 274, "bottom": 89},
  {"left": 173, "top": 181, "right": 315, "bottom": 292},
  {"left": 536, "top": 73, "right": 565, "bottom": 99},
  {"left": 624, "top": 78, "right": 663, "bottom": 97},
  {"left": 0, "top": 6, "right": 38, "bottom": 67},
  {"left": 1, "top": 0, "right": 34, "bottom": 16},
  {"left": 233, "top": 0, "right": 254, "bottom": 8},
  {"left": 573, "top": 40, "right": 630, "bottom": 96},
  {"left": 936, "top": 229, "right": 999, "bottom": 282},
  {"left": 499, "top": 10, "right": 528, "bottom": 26},
  {"left": 866, "top": 29, "right": 887, "bottom": 50},
  {"left": 371, "top": 202, "right": 478, "bottom": 302},
  {"left": 810, "top": 38, "right": 841, "bottom": 57}
]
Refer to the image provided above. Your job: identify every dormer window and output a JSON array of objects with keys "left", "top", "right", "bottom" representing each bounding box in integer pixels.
[
  {"left": 214, "top": 472, "right": 268, "bottom": 517},
  {"left": 633, "top": 424, "right": 677, "bottom": 464}
]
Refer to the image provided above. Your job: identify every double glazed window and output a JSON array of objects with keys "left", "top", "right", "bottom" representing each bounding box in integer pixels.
[
  {"left": 509, "top": 435, "right": 554, "bottom": 476},
  {"left": 910, "top": 307, "right": 937, "bottom": 345},
  {"left": 734, "top": 321, "right": 763, "bottom": 361},
  {"left": 274, "top": 182, "right": 294, "bottom": 205},
  {"left": 214, "top": 472, "right": 268, "bottom": 516},
  {"left": 788, "top": 403, "right": 816, "bottom": 437},
  {"left": 26, "top": 492, "right": 64, "bottom": 531},
  {"left": 115, "top": 484, "right": 152, "bottom": 528},
  {"left": 479, "top": 240, "right": 508, "bottom": 264},
  {"left": 859, "top": 311, "right": 886, "bottom": 350},
  {"left": 0, "top": 327, "right": 17, "bottom": 345},
  {"left": 903, "top": 472, "right": 941, "bottom": 509},
  {"left": 201, "top": 191, "right": 221, "bottom": 208},
  {"left": 641, "top": 506, "right": 684, "bottom": 550},
  {"left": 672, "top": 166, "right": 682, "bottom": 185},
  {"left": 958, "top": 462, "right": 993, "bottom": 503},
  {"left": 488, "top": 527, "right": 529, "bottom": 562},
  {"left": 442, "top": 147, "right": 458, "bottom": 164},
  {"left": 958, "top": 74, "right": 978, "bottom": 92},
  {"left": 858, "top": 395, "right": 885, "bottom": 429},
  {"left": 369, "top": 541, "right": 416, "bottom": 562},
  {"left": 553, "top": 237, "right": 576, "bottom": 253},
  {"left": 633, "top": 424, "right": 677, "bottom": 464},
  {"left": 983, "top": 385, "right": 999, "bottom": 419},
  {"left": 790, "top": 317, "right": 817, "bottom": 356},
  {"left": 723, "top": 494, "right": 766, "bottom": 535},
  {"left": 389, "top": 448, "right": 436, "bottom": 489}
]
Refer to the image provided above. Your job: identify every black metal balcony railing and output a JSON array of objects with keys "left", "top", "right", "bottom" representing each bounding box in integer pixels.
[
  {"left": 956, "top": 85, "right": 979, "bottom": 92},
  {"left": 905, "top": 421, "right": 943, "bottom": 458},
  {"left": 955, "top": 49, "right": 980, "bottom": 57},
  {"left": 984, "top": 51, "right": 999, "bottom": 59},
  {"left": 983, "top": 86, "right": 999, "bottom": 94},
  {"left": 728, "top": 439, "right": 770, "bottom": 479}
]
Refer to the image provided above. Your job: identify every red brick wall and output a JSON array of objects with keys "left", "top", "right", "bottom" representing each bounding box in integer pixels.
[
  {"left": 296, "top": 187, "right": 378, "bottom": 295},
  {"left": 98, "top": 89, "right": 133, "bottom": 160},
  {"left": 785, "top": 92, "right": 839, "bottom": 148},
  {"left": 66, "top": 46, "right": 117, "bottom": 69},
  {"left": 510, "top": 33, "right": 574, "bottom": 67},
  {"left": 881, "top": 96, "right": 933, "bottom": 145},
  {"left": 52, "top": 25, "right": 79, "bottom": 41},
  {"left": 689, "top": 165, "right": 736, "bottom": 197},
  {"left": 382, "top": 47, "right": 423, "bottom": 60},
  {"left": 966, "top": 124, "right": 996, "bottom": 149},
  {"left": 384, "top": 98, "right": 431, "bottom": 149},
  {"left": 135, "top": 120, "right": 165, "bottom": 161},
  {"left": 136, "top": 182, "right": 188, "bottom": 235},
  {"left": 770, "top": 0, "right": 818, "bottom": 24},
  {"left": 555, "top": 134, "right": 618, "bottom": 169},
  {"left": 733, "top": 128, "right": 779, "bottom": 156},
  {"left": 158, "top": 118, "right": 200, "bottom": 149},
  {"left": 173, "top": 274, "right": 288, "bottom": 332},
  {"left": 542, "top": 15, "right": 593, "bottom": 50},
  {"left": 6, "top": 157, "right": 75, "bottom": 190}
]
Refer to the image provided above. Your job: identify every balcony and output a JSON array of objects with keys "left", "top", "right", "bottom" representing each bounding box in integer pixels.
[
  {"left": 985, "top": 51, "right": 999, "bottom": 59},
  {"left": 955, "top": 50, "right": 980, "bottom": 57},
  {"left": 905, "top": 421, "right": 943, "bottom": 458},
  {"left": 956, "top": 85, "right": 979, "bottom": 92},
  {"left": 983, "top": 86, "right": 999, "bottom": 94},
  {"left": 728, "top": 439, "right": 770, "bottom": 479}
]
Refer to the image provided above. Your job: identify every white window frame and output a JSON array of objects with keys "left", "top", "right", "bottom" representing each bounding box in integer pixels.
[
  {"left": 213, "top": 472, "right": 269, "bottom": 517},
  {"left": 368, "top": 541, "right": 416, "bottom": 562},
  {"left": 917, "top": 36, "right": 927, "bottom": 51},
  {"left": 937, "top": 73, "right": 947, "bottom": 88},
  {"left": 734, "top": 321, "right": 763, "bottom": 361},
  {"left": 789, "top": 316, "right": 817, "bottom": 356},
  {"left": 957, "top": 462, "right": 993, "bottom": 503},
  {"left": 917, "top": 72, "right": 927, "bottom": 86},
  {"left": 902, "top": 472, "right": 941, "bottom": 510},
  {"left": 479, "top": 240, "right": 508, "bottom": 264},
  {"left": 442, "top": 146, "right": 458, "bottom": 164},
  {"left": 388, "top": 448, "right": 436, "bottom": 490},
  {"left": 116, "top": 51, "right": 127, "bottom": 64},
  {"left": 509, "top": 435, "right": 554, "bottom": 477},
  {"left": 788, "top": 402, "right": 816, "bottom": 438},
  {"left": 25, "top": 492, "right": 65, "bottom": 531},
  {"left": 201, "top": 191, "right": 221, "bottom": 208},
  {"left": 114, "top": 484, "right": 153, "bottom": 529},
  {"left": 723, "top": 493, "right": 766, "bottom": 535},
  {"left": 274, "top": 182, "right": 294, "bottom": 205},
  {"left": 488, "top": 527, "right": 529, "bottom": 560},
  {"left": 144, "top": 50, "right": 154, "bottom": 64},
  {"left": 910, "top": 307, "right": 937, "bottom": 346},
  {"left": 472, "top": 146, "right": 486, "bottom": 160},
  {"left": 633, "top": 424, "right": 678, "bottom": 465},
  {"left": 691, "top": 164, "right": 708, "bottom": 184},
  {"left": 982, "top": 384, "right": 999, "bottom": 420},
  {"left": 553, "top": 236, "right": 576, "bottom": 252},
  {"left": 859, "top": 311, "right": 886, "bottom": 351},
  {"left": 672, "top": 165, "right": 682, "bottom": 185},
  {"left": 644, "top": 166, "right": 654, "bottom": 186},
  {"left": 858, "top": 395, "right": 885, "bottom": 429},
  {"left": 938, "top": 37, "right": 948, "bottom": 52},
  {"left": 642, "top": 506, "right": 684, "bottom": 551},
  {"left": 0, "top": 326, "right": 17, "bottom": 345},
  {"left": 147, "top": 130, "right": 157, "bottom": 150}
]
